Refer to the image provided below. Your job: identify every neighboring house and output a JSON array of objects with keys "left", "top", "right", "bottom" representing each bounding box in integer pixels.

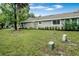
[{"left": 20, "top": 11, "right": 79, "bottom": 30}]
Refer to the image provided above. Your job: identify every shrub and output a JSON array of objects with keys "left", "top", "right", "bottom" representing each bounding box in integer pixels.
[
  {"left": 27, "top": 27, "right": 35, "bottom": 30},
  {"left": 57, "top": 27, "right": 61, "bottom": 30},
  {"left": 41, "top": 27, "right": 44, "bottom": 30},
  {"left": 38, "top": 27, "right": 45, "bottom": 30},
  {"left": 61, "top": 27, "right": 64, "bottom": 31},
  {"left": 54, "top": 26, "right": 58, "bottom": 30},
  {"left": 48, "top": 27, "right": 50, "bottom": 30},
  {"left": 50, "top": 27, "right": 52, "bottom": 30},
  {"left": 47, "top": 27, "right": 50, "bottom": 30},
  {"left": 51, "top": 27, "right": 54, "bottom": 30},
  {"left": 45, "top": 27, "right": 47, "bottom": 30},
  {"left": 39, "top": 27, "right": 42, "bottom": 30}
]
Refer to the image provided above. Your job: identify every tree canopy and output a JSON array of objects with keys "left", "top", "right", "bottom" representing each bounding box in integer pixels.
[{"left": 0, "top": 3, "right": 30, "bottom": 30}]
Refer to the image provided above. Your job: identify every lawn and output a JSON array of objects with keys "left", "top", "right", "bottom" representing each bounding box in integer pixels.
[{"left": 0, "top": 29, "right": 79, "bottom": 56}]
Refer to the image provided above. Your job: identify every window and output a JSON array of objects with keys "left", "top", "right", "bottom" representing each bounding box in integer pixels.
[
  {"left": 39, "top": 21, "right": 41, "bottom": 24},
  {"left": 52, "top": 20, "right": 60, "bottom": 24},
  {"left": 53, "top": 20, "right": 57, "bottom": 24},
  {"left": 57, "top": 20, "right": 60, "bottom": 24}
]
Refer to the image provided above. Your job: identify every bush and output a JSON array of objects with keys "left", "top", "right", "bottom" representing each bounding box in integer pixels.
[
  {"left": 48, "top": 27, "right": 50, "bottom": 30},
  {"left": 64, "top": 21, "right": 79, "bottom": 31},
  {"left": 50, "top": 27, "right": 52, "bottom": 30},
  {"left": 57, "top": 27, "right": 61, "bottom": 30},
  {"left": 45, "top": 27, "right": 47, "bottom": 30},
  {"left": 54, "top": 26, "right": 58, "bottom": 30},
  {"left": 51, "top": 27, "right": 54, "bottom": 30},
  {"left": 38, "top": 27, "right": 45, "bottom": 30},
  {"left": 60, "top": 27, "right": 63, "bottom": 30},
  {"left": 46, "top": 27, "right": 48, "bottom": 30},
  {"left": 41, "top": 27, "right": 44, "bottom": 30},
  {"left": 27, "top": 27, "right": 35, "bottom": 30}
]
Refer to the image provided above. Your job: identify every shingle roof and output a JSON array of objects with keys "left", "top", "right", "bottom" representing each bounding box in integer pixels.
[{"left": 23, "top": 12, "right": 79, "bottom": 22}]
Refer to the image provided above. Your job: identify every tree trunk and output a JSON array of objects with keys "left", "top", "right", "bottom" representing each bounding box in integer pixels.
[
  {"left": 14, "top": 21, "right": 17, "bottom": 30},
  {"left": 14, "top": 3, "right": 19, "bottom": 31},
  {"left": 0, "top": 23, "right": 4, "bottom": 29}
]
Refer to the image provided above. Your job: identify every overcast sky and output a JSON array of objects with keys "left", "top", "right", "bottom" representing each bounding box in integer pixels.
[{"left": 29, "top": 3, "right": 79, "bottom": 16}]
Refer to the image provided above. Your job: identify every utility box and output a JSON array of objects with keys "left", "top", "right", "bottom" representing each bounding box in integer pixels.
[
  {"left": 62, "top": 34, "right": 67, "bottom": 42},
  {"left": 48, "top": 41, "right": 55, "bottom": 50}
]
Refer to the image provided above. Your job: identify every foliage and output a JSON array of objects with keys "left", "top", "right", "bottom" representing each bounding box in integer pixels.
[
  {"left": 64, "top": 19, "right": 78, "bottom": 31},
  {"left": 0, "top": 3, "right": 29, "bottom": 30},
  {"left": 16, "top": 3, "right": 30, "bottom": 22},
  {"left": 29, "top": 13, "right": 35, "bottom": 18}
]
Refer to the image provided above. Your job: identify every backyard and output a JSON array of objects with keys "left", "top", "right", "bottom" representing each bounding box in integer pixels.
[{"left": 0, "top": 29, "right": 79, "bottom": 56}]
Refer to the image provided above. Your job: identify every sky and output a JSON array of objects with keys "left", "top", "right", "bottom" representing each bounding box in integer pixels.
[{"left": 29, "top": 3, "right": 79, "bottom": 16}]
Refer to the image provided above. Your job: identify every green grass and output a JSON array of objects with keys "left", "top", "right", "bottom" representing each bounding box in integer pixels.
[{"left": 0, "top": 29, "right": 79, "bottom": 56}]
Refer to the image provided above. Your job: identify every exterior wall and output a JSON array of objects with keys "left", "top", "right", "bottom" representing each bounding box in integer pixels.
[
  {"left": 35, "top": 20, "right": 63, "bottom": 29},
  {"left": 21, "top": 17, "right": 79, "bottom": 30},
  {"left": 60, "top": 19, "right": 65, "bottom": 27},
  {"left": 23, "top": 22, "right": 35, "bottom": 28},
  {"left": 34, "top": 22, "right": 38, "bottom": 29},
  {"left": 22, "top": 19, "right": 64, "bottom": 29},
  {"left": 37, "top": 20, "right": 52, "bottom": 28}
]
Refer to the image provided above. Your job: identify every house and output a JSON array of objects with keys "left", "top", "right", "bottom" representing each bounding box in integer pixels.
[{"left": 20, "top": 11, "right": 79, "bottom": 30}]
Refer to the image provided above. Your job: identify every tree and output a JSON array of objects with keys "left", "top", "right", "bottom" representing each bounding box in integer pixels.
[
  {"left": 0, "top": 13, "right": 5, "bottom": 29},
  {"left": 12, "top": 3, "right": 29, "bottom": 30},
  {"left": 0, "top": 4, "right": 14, "bottom": 29},
  {"left": 0, "top": 3, "right": 29, "bottom": 30},
  {"left": 29, "top": 13, "right": 35, "bottom": 18},
  {"left": 64, "top": 19, "right": 78, "bottom": 31}
]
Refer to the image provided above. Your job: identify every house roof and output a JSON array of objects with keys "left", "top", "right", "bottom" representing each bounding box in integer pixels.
[{"left": 23, "top": 12, "right": 79, "bottom": 22}]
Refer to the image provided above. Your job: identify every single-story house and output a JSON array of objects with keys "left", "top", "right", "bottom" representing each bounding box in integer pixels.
[{"left": 20, "top": 11, "right": 79, "bottom": 30}]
